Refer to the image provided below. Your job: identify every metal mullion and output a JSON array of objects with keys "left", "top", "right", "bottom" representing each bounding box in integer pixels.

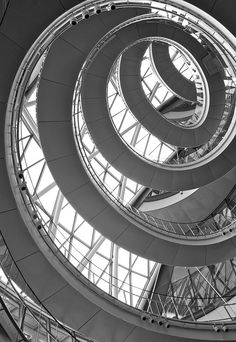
[
  {"left": 90, "top": 228, "right": 95, "bottom": 247},
  {"left": 34, "top": 201, "right": 52, "bottom": 222},
  {"left": 147, "top": 260, "right": 151, "bottom": 278},
  {"left": 162, "top": 89, "right": 171, "bottom": 104},
  {"left": 174, "top": 279, "right": 188, "bottom": 303},
  {"left": 19, "top": 134, "right": 33, "bottom": 161},
  {"left": 214, "top": 267, "right": 231, "bottom": 293},
  {"left": 108, "top": 91, "right": 118, "bottom": 99},
  {"left": 130, "top": 267, "right": 157, "bottom": 279},
  {"left": 196, "top": 267, "right": 232, "bottom": 312},
  {"left": 129, "top": 253, "right": 133, "bottom": 307},
  {"left": 187, "top": 269, "right": 205, "bottom": 309},
  {"left": 32, "top": 181, "right": 56, "bottom": 201},
  {"left": 153, "top": 91, "right": 164, "bottom": 105},
  {"left": 56, "top": 220, "right": 92, "bottom": 262},
  {"left": 148, "top": 141, "right": 162, "bottom": 158},
  {"left": 96, "top": 251, "right": 111, "bottom": 263},
  {"left": 142, "top": 79, "right": 153, "bottom": 95},
  {"left": 35, "top": 204, "right": 72, "bottom": 244},
  {"left": 224, "top": 264, "right": 233, "bottom": 289},
  {"left": 109, "top": 177, "right": 123, "bottom": 194},
  {"left": 18, "top": 304, "right": 27, "bottom": 330},
  {"left": 53, "top": 222, "right": 73, "bottom": 237},
  {"left": 130, "top": 123, "right": 142, "bottom": 148},
  {"left": 143, "top": 133, "right": 151, "bottom": 158},
  {"left": 136, "top": 263, "right": 160, "bottom": 310},
  {"left": 26, "top": 100, "right": 37, "bottom": 107},
  {"left": 80, "top": 123, "right": 87, "bottom": 139},
  {"left": 32, "top": 161, "right": 46, "bottom": 196},
  {"left": 184, "top": 298, "right": 196, "bottom": 321},
  {"left": 141, "top": 65, "right": 151, "bottom": 80},
  {"left": 77, "top": 236, "right": 106, "bottom": 273},
  {"left": 170, "top": 283, "right": 181, "bottom": 319},
  {"left": 117, "top": 267, "right": 131, "bottom": 295},
  {"left": 178, "top": 61, "right": 188, "bottom": 74},
  {"left": 80, "top": 143, "right": 93, "bottom": 156},
  {"left": 118, "top": 256, "right": 138, "bottom": 294},
  {"left": 118, "top": 109, "right": 134, "bottom": 134},
  {"left": 120, "top": 121, "right": 139, "bottom": 137},
  {"left": 142, "top": 71, "right": 153, "bottom": 80},
  {"left": 46, "top": 318, "right": 53, "bottom": 342},
  {"left": 149, "top": 81, "right": 161, "bottom": 102},
  {"left": 109, "top": 182, "right": 122, "bottom": 199},
  {"left": 187, "top": 272, "right": 204, "bottom": 303},
  {"left": 109, "top": 243, "right": 114, "bottom": 296},
  {"left": 229, "top": 260, "right": 236, "bottom": 281},
  {"left": 110, "top": 73, "right": 118, "bottom": 89},
  {"left": 92, "top": 155, "right": 107, "bottom": 170},
  {"left": 112, "top": 244, "right": 119, "bottom": 298},
  {"left": 48, "top": 190, "right": 65, "bottom": 241},
  {"left": 102, "top": 166, "right": 108, "bottom": 182},
  {"left": 134, "top": 131, "right": 149, "bottom": 147},
  {"left": 23, "top": 157, "right": 45, "bottom": 173},
  {"left": 18, "top": 132, "right": 31, "bottom": 143},
  {"left": 105, "top": 166, "right": 122, "bottom": 183},
  {"left": 95, "top": 262, "right": 111, "bottom": 287},
  {"left": 118, "top": 176, "right": 127, "bottom": 202},
  {"left": 198, "top": 276, "right": 212, "bottom": 303},
  {"left": 181, "top": 65, "right": 191, "bottom": 76},
  {"left": 22, "top": 107, "right": 40, "bottom": 146},
  {"left": 111, "top": 107, "right": 127, "bottom": 119},
  {"left": 57, "top": 221, "right": 90, "bottom": 248},
  {"left": 67, "top": 213, "right": 78, "bottom": 262},
  {"left": 171, "top": 49, "right": 179, "bottom": 62},
  {"left": 109, "top": 93, "right": 119, "bottom": 111},
  {"left": 102, "top": 162, "right": 114, "bottom": 185},
  {"left": 208, "top": 267, "right": 220, "bottom": 295},
  {"left": 116, "top": 109, "right": 128, "bottom": 132},
  {"left": 88, "top": 149, "right": 99, "bottom": 161},
  {"left": 90, "top": 238, "right": 97, "bottom": 279}
]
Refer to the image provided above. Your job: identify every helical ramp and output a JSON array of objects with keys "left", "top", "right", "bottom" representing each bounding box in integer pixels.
[
  {"left": 2, "top": 0, "right": 236, "bottom": 341},
  {"left": 36, "top": 0, "right": 236, "bottom": 265}
]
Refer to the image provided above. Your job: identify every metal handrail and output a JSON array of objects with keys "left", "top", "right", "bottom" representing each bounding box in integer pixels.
[
  {"left": 0, "top": 296, "right": 28, "bottom": 341},
  {"left": 1, "top": 225, "right": 236, "bottom": 338},
  {"left": 3, "top": 148, "right": 236, "bottom": 325},
  {"left": 71, "top": 4, "right": 236, "bottom": 238},
  {"left": 12, "top": 170, "right": 236, "bottom": 312},
  {"left": 0, "top": 233, "right": 96, "bottom": 342},
  {"left": 5, "top": 0, "right": 236, "bottom": 331},
  {"left": 166, "top": 86, "right": 236, "bottom": 165},
  {"left": 72, "top": 107, "right": 236, "bottom": 238},
  {"left": 73, "top": 5, "right": 236, "bottom": 169},
  {"left": 149, "top": 42, "right": 208, "bottom": 129},
  {"left": 3, "top": 218, "right": 236, "bottom": 325}
]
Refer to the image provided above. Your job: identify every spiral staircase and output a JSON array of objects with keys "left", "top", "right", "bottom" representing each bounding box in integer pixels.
[{"left": 1, "top": 0, "right": 236, "bottom": 341}]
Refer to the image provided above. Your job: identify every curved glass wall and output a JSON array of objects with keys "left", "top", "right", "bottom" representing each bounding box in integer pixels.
[{"left": 5, "top": 0, "right": 236, "bottom": 331}]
